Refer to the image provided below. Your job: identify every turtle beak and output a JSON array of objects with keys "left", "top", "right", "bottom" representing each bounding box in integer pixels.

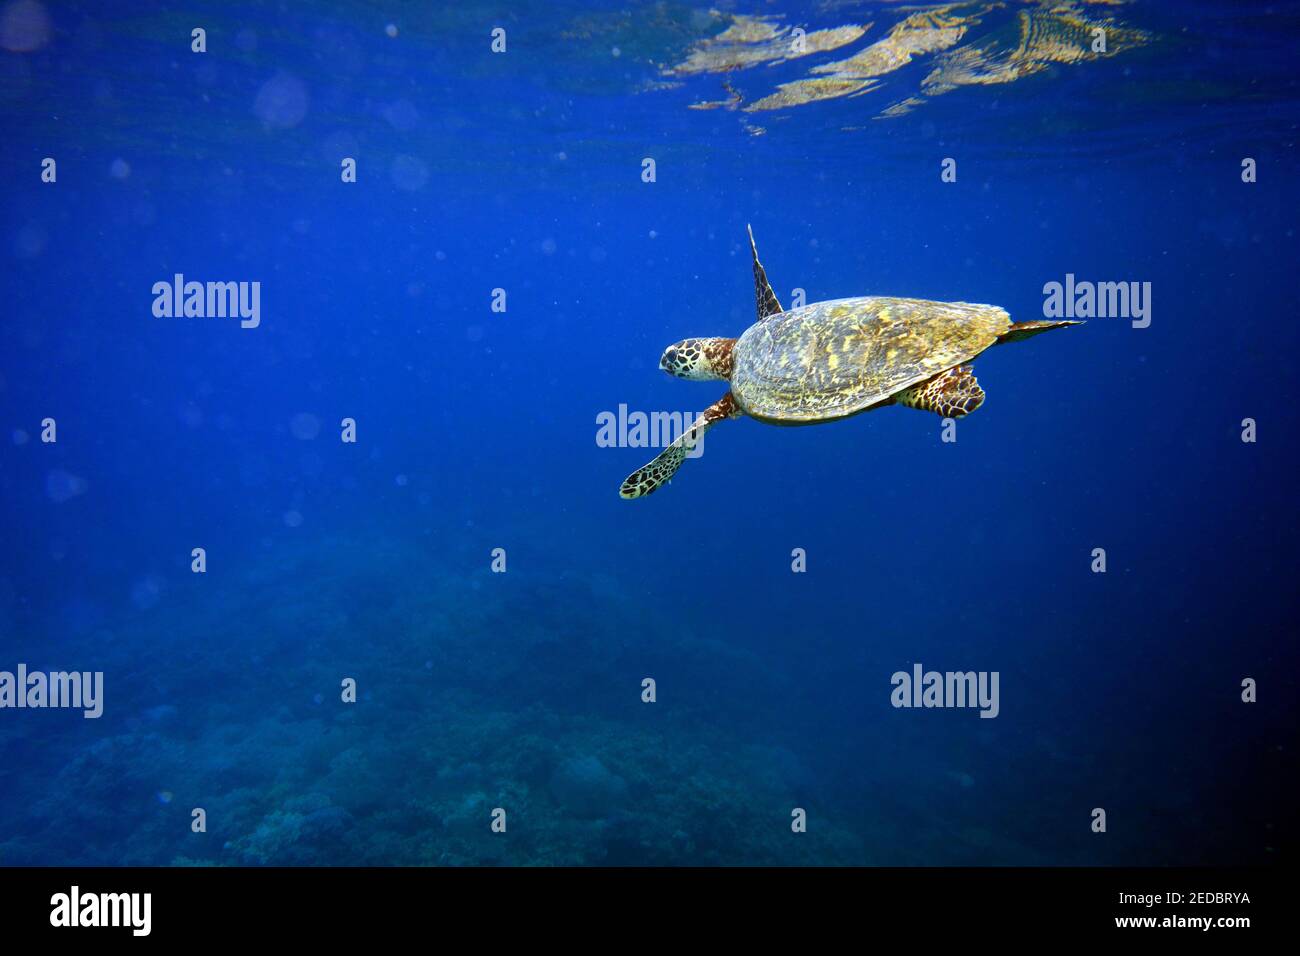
[{"left": 660, "top": 347, "right": 678, "bottom": 374}]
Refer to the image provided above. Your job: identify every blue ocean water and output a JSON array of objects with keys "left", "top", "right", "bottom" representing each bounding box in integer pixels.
[{"left": 0, "top": 0, "right": 1296, "bottom": 866}]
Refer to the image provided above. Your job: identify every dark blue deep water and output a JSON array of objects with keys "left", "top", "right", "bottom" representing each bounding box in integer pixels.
[{"left": 1, "top": 1, "right": 1296, "bottom": 866}]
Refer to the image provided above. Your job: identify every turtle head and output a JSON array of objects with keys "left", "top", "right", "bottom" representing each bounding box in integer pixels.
[{"left": 660, "top": 337, "right": 735, "bottom": 381}]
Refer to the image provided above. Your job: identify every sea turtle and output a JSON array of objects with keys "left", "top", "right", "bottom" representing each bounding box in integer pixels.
[{"left": 619, "top": 225, "right": 1082, "bottom": 498}]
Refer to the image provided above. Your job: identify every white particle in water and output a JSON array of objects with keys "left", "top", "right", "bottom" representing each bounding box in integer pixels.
[
  {"left": 252, "top": 70, "right": 310, "bottom": 129},
  {"left": 290, "top": 412, "right": 321, "bottom": 440},
  {"left": 45, "top": 469, "right": 88, "bottom": 503}
]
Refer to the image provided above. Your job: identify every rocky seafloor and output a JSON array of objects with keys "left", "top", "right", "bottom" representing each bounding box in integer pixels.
[{"left": 1, "top": 531, "right": 879, "bottom": 866}]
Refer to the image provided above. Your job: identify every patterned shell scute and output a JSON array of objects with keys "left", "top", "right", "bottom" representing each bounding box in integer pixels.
[{"left": 731, "top": 296, "right": 1011, "bottom": 422}]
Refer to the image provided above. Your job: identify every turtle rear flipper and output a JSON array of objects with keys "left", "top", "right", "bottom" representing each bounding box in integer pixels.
[
  {"left": 997, "top": 319, "right": 1083, "bottom": 345},
  {"left": 895, "top": 365, "right": 985, "bottom": 418},
  {"left": 620, "top": 393, "right": 741, "bottom": 498}
]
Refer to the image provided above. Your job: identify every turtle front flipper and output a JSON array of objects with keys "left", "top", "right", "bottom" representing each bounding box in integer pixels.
[
  {"left": 619, "top": 393, "right": 742, "bottom": 499},
  {"left": 895, "top": 365, "right": 985, "bottom": 418}
]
